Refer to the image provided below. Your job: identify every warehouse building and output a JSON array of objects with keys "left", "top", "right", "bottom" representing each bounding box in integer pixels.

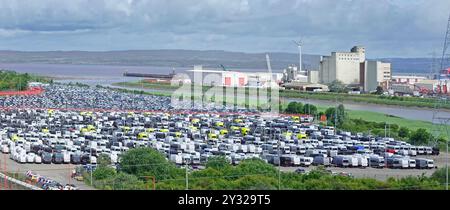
[
  {"left": 319, "top": 46, "right": 366, "bottom": 85},
  {"left": 319, "top": 46, "right": 392, "bottom": 92},
  {"left": 391, "top": 75, "right": 427, "bottom": 85},
  {"left": 186, "top": 66, "right": 282, "bottom": 88},
  {"left": 362, "top": 61, "right": 392, "bottom": 92}
]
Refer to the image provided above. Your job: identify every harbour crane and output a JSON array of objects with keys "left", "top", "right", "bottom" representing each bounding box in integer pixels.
[
  {"left": 437, "top": 14, "right": 450, "bottom": 94},
  {"left": 440, "top": 14, "right": 450, "bottom": 73},
  {"left": 219, "top": 64, "right": 227, "bottom": 71}
]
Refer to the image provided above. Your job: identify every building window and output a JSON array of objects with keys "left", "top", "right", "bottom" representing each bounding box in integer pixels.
[{"left": 225, "top": 77, "right": 231, "bottom": 86}]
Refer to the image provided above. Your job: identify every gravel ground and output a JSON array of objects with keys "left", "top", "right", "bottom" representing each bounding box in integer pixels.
[
  {"left": 2, "top": 153, "right": 447, "bottom": 190},
  {"left": 281, "top": 153, "right": 448, "bottom": 181},
  {"left": 1, "top": 154, "right": 94, "bottom": 190}
]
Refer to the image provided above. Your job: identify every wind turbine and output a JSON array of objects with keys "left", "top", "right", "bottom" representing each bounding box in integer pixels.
[
  {"left": 266, "top": 53, "right": 272, "bottom": 73},
  {"left": 292, "top": 39, "right": 303, "bottom": 74}
]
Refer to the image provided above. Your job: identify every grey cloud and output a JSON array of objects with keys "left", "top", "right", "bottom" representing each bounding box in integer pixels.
[{"left": 0, "top": 0, "right": 448, "bottom": 57}]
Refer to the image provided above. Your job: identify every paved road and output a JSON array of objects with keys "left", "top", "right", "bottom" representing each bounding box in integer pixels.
[
  {"left": 281, "top": 166, "right": 437, "bottom": 181},
  {"left": 280, "top": 153, "right": 449, "bottom": 181},
  {"left": 1, "top": 154, "right": 95, "bottom": 190}
]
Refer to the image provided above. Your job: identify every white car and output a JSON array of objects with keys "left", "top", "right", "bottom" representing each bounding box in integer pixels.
[
  {"left": 110, "top": 153, "right": 118, "bottom": 164},
  {"left": 34, "top": 155, "right": 42, "bottom": 164},
  {"left": 90, "top": 156, "right": 97, "bottom": 164},
  {"left": 18, "top": 154, "right": 27, "bottom": 164},
  {"left": 26, "top": 153, "right": 36, "bottom": 163},
  {"left": 1, "top": 144, "right": 10, "bottom": 153},
  {"left": 63, "top": 152, "right": 71, "bottom": 164}
]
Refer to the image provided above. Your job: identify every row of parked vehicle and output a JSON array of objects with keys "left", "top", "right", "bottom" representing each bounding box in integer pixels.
[
  {"left": 264, "top": 152, "right": 434, "bottom": 169},
  {"left": 25, "top": 170, "right": 77, "bottom": 190},
  {"left": 0, "top": 107, "right": 439, "bottom": 171},
  {"left": 0, "top": 84, "right": 173, "bottom": 111}
]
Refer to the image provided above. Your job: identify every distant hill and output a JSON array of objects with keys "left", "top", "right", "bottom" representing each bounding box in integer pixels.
[
  {"left": 0, "top": 50, "right": 439, "bottom": 74},
  {"left": 0, "top": 50, "right": 320, "bottom": 72},
  {"left": 377, "top": 58, "right": 436, "bottom": 75}
]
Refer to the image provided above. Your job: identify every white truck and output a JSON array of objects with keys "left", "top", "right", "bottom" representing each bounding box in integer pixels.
[{"left": 170, "top": 154, "right": 183, "bottom": 165}]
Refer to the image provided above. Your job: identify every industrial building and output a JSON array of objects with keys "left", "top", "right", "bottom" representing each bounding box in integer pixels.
[
  {"left": 390, "top": 76, "right": 450, "bottom": 96},
  {"left": 319, "top": 46, "right": 392, "bottom": 92},
  {"left": 282, "top": 82, "right": 329, "bottom": 92},
  {"left": 186, "top": 66, "right": 282, "bottom": 88},
  {"left": 282, "top": 65, "right": 307, "bottom": 83},
  {"left": 319, "top": 46, "right": 366, "bottom": 85},
  {"left": 362, "top": 61, "right": 392, "bottom": 92},
  {"left": 391, "top": 75, "right": 427, "bottom": 85},
  {"left": 390, "top": 75, "right": 435, "bottom": 95}
]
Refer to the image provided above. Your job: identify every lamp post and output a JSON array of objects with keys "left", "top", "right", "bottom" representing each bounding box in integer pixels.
[{"left": 90, "top": 146, "right": 93, "bottom": 187}]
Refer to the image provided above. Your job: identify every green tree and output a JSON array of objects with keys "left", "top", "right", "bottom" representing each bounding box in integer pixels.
[
  {"left": 285, "top": 102, "right": 298, "bottom": 113},
  {"left": 232, "top": 175, "right": 278, "bottom": 190},
  {"left": 325, "top": 104, "right": 346, "bottom": 126},
  {"left": 336, "top": 104, "right": 346, "bottom": 125},
  {"left": 409, "top": 128, "right": 432, "bottom": 145},
  {"left": 398, "top": 127, "right": 410, "bottom": 138},
  {"left": 302, "top": 104, "right": 318, "bottom": 115},
  {"left": 0, "top": 70, "right": 49, "bottom": 91},
  {"left": 431, "top": 167, "right": 449, "bottom": 185},
  {"left": 325, "top": 107, "right": 336, "bottom": 125},
  {"left": 233, "top": 158, "right": 278, "bottom": 178},
  {"left": 285, "top": 102, "right": 303, "bottom": 114},
  {"left": 328, "top": 80, "right": 347, "bottom": 93},
  {"left": 375, "top": 86, "right": 384, "bottom": 95},
  {"left": 98, "top": 154, "right": 111, "bottom": 167},
  {"left": 93, "top": 166, "right": 116, "bottom": 180},
  {"left": 206, "top": 156, "right": 231, "bottom": 171},
  {"left": 120, "top": 148, "right": 183, "bottom": 180},
  {"left": 107, "top": 172, "right": 144, "bottom": 190}
]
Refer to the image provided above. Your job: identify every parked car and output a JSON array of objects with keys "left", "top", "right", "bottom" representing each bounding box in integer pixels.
[{"left": 295, "top": 168, "right": 306, "bottom": 174}]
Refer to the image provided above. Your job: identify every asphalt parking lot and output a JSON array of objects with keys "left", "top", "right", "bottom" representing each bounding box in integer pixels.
[
  {"left": 281, "top": 153, "right": 448, "bottom": 181},
  {"left": 3, "top": 152, "right": 446, "bottom": 190},
  {"left": 0, "top": 83, "right": 447, "bottom": 190},
  {"left": 1, "top": 154, "right": 94, "bottom": 190}
]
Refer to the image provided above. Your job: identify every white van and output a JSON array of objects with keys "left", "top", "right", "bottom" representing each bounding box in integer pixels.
[
  {"left": 300, "top": 156, "right": 313, "bottom": 167},
  {"left": 349, "top": 156, "right": 358, "bottom": 167}
]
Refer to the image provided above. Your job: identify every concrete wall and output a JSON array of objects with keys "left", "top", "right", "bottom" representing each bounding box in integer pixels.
[
  {"left": 365, "top": 61, "right": 378, "bottom": 92},
  {"left": 308, "top": 70, "right": 319, "bottom": 84},
  {"left": 319, "top": 55, "right": 335, "bottom": 84},
  {"left": 319, "top": 46, "right": 366, "bottom": 85},
  {"left": 335, "top": 52, "right": 361, "bottom": 84},
  {"left": 222, "top": 72, "right": 248, "bottom": 87},
  {"left": 365, "top": 61, "right": 392, "bottom": 92}
]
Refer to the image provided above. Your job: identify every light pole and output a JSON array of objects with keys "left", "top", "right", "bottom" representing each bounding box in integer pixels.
[
  {"left": 334, "top": 96, "right": 338, "bottom": 130},
  {"left": 388, "top": 124, "right": 391, "bottom": 138},
  {"left": 292, "top": 40, "right": 303, "bottom": 74},
  {"left": 278, "top": 135, "right": 281, "bottom": 190},
  {"left": 90, "top": 146, "right": 93, "bottom": 187},
  {"left": 185, "top": 161, "right": 189, "bottom": 190}
]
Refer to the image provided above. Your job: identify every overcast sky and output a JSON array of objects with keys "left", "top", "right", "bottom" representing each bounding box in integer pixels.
[{"left": 0, "top": 0, "right": 449, "bottom": 58}]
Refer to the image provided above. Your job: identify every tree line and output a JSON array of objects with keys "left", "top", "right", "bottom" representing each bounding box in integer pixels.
[
  {"left": 284, "top": 101, "right": 443, "bottom": 146},
  {"left": 84, "top": 148, "right": 445, "bottom": 190},
  {"left": 0, "top": 70, "right": 51, "bottom": 91}
]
